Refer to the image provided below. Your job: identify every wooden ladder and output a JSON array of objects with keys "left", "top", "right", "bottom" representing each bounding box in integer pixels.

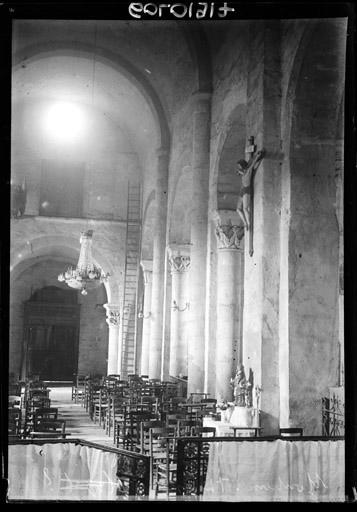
[{"left": 120, "top": 182, "right": 142, "bottom": 379}]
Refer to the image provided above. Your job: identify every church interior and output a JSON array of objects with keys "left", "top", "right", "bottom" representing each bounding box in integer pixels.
[{"left": 7, "top": 13, "right": 351, "bottom": 502}]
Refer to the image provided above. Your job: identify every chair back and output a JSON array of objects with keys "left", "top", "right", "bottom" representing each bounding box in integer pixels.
[
  {"left": 177, "top": 418, "right": 202, "bottom": 437},
  {"left": 34, "top": 408, "right": 58, "bottom": 428},
  {"left": 149, "top": 427, "right": 176, "bottom": 458},
  {"left": 33, "top": 419, "right": 66, "bottom": 438},
  {"left": 188, "top": 392, "right": 209, "bottom": 403}
]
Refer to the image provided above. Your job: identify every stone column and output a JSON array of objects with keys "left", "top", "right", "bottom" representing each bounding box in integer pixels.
[
  {"left": 148, "top": 148, "right": 169, "bottom": 379},
  {"left": 168, "top": 245, "right": 191, "bottom": 378},
  {"left": 140, "top": 260, "right": 153, "bottom": 376},
  {"left": 242, "top": 21, "right": 282, "bottom": 434},
  {"left": 104, "top": 303, "right": 120, "bottom": 375},
  {"left": 188, "top": 91, "right": 211, "bottom": 395},
  {"left": 214, "top": 211, "right": 244, "bottom": 401}
]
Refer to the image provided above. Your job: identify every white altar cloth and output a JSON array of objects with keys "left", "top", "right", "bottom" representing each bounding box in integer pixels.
[{"left": 202, "top": 439, "right": 345, "bottom": 502}]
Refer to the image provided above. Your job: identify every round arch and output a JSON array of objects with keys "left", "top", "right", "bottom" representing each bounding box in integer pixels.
[{"left": 13, "top": 41, "right": 171, "bottom": 151}]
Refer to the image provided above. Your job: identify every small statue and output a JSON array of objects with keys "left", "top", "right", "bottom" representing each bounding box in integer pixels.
[
  {"left": 231, "top": 364, "right": 253, "bottom": 407},
  {"left": 231, "top": 364, "right": 247, "bottom": 406}
]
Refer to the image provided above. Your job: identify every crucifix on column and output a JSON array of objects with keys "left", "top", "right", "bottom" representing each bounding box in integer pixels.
[{"left": 236, "top": 136, "right": 265, "bottom": 257}]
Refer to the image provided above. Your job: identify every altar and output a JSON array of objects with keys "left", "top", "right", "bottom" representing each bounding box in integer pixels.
[{"left": 204, "top": 406, "right": 260, "bottom": 437}]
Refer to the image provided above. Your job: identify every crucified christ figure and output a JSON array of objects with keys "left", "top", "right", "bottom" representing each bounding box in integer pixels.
[{"left": 236, "top": 149, "right": 265, "bottom": 231}]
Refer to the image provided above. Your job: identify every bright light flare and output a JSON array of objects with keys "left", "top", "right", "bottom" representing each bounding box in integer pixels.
[{"left": 43, "top": 102, "right": 85, "bottom": 143}]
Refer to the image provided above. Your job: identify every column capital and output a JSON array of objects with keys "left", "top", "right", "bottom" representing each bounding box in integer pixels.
[
  {"left": 167, "top": 244, "right": 191, "bottom": 274},
  {"left": 141, "top": 259, "right": 153, "bottom": 285},
  {"left": 104, "top": 303, "right": 120, "bottom": 327},
  {"left": 140, "top": 259, "right": 153, "bottom": 273},
  {"left": 213, "top": 210, "right": 244, "bottom": 251}
]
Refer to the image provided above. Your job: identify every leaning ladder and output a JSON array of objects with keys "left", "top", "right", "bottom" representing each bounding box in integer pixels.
[{"left": 119, "top": 182, "right": 142, "bottom": 379}]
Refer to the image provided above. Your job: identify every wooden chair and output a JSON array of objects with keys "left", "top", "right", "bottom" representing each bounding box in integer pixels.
[
  {"left": 125, "top": 411, "right": 155, "bottom": 451},
  {"left": 33, "top": 408, "right": 59, "bottom": 429},
  {"left": 139, "top": 420, "right": 165, "bottom": 454},
  {"left": 26, "top": 396, "right": 51, "bottom": 412},
  {"left": 31, "top": 419, "right": 67, "bottom": 439},
  {"left": 88, "top": 384, "right": 102, "bottom": 420},
  {"left": 105, "top": 394, "right": 127, "bottom": 437},
  {"left": 160, "top": 398, "right": 186, "bottom": 418},
  {"left": 149, "top": 427, "right": 176, "bottom": 492},
  {"left": 140, "top": 396, "right": 159, "bottom": 415},
  {"left": 114, "top": 405, "right": 132, "bottom": 448},
  {"left": 188, "top": 392, "right": 209, "bottom": 403},
  {"left": 23, "top": 398, "right": 51, "bottom": 435},
  {"left": 200, "top": 398, "right": 217, "bottom": 414},
  {"left": 29, "top": 388, "right": 50, "bottom": 400},
  {"left": 72, "top": 374, "right": 86, "bottom": 403},
  {"left": 103, "top": 374, "right": 122, "bottom": 391},
  {"left": 93, "top": 387, "right": 109, "bottom": 427},
  {"left": 165, "top": 413, "right": 187, "bottom": 430},
  {"left": 176, "top": 418, "right": 202, "bottom": 437},
  {"left": 8, "top": 407, "right": 22, "bottom": 437}
]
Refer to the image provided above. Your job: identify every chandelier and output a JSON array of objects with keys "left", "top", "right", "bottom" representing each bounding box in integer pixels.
[{"left": 58, "top": 230, "right": 109, "bottom": 295}]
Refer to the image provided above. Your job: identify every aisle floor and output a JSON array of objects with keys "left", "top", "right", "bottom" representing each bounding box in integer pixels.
[{"left": 48, "top": 386, "right": 116, "bottom": 447}]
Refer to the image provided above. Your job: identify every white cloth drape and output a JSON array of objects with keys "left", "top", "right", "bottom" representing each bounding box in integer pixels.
[
  {"left": 8, "top": 443, "right": 119, "bottom": 501},
  {"left": 202, "top": 440, "right": 345, "bottom": 502}
]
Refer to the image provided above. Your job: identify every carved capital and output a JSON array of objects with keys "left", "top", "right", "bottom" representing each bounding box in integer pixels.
[
  {"left": 167, "top": 244, "right": 191, "bottom": 274},
  {"left": 215, "top": 222, "right": 244, "bottom": 250},
  {"left": 140, "top": 260, "right": 153, "bottom": 286},
  {"left": 169, "top": 255, "right": 191, "bottom": 274},
  {"left": 104, "top": 303, "right": 120, "bottom": 327},
  {"left": 213, "top": 210, "right": 244, "bottom": 250}
]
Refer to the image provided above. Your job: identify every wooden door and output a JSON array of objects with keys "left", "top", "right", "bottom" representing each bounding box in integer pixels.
[{"left": 27, "top": 324, "right": 78, "bottom": 381}]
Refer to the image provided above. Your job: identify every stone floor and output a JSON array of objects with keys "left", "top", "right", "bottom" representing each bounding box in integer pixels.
[{"left": 48, "top": 386, "right": 116, "bottom": 446}]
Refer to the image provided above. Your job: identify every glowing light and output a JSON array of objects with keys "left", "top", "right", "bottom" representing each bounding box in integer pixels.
[{"left": 43, "top": 102, "right": 85, "bottom": 143}]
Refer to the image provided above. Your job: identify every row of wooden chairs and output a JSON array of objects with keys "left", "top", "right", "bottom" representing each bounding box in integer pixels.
[
  {"left": 8, "top": 378, "right": 69, "bottom": 440},
  {"left": 78, "top": 374, "right": 219, "bottom": 496}
]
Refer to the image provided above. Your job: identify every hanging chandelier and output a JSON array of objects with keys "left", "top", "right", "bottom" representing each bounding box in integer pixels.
[{"left": 58, "top": 230, "right": 109, "bottom": 295}]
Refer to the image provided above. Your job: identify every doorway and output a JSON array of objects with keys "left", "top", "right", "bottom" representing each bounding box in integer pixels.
[{"left": 22, "top": 286, "right": 80, "bottom": 382}]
